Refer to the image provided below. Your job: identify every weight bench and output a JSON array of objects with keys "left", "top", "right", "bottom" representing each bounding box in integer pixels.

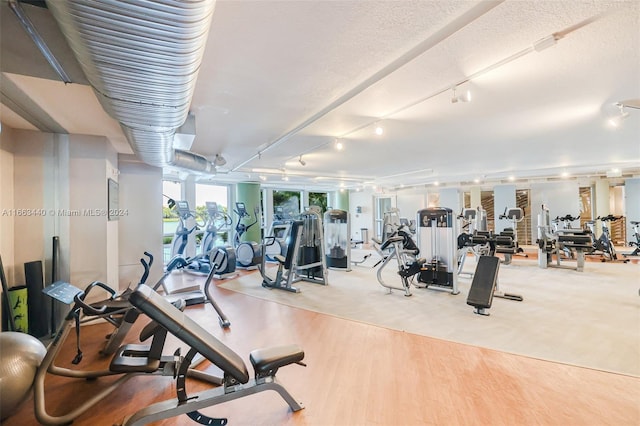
[
  {"left": 122, "top": 283, "right": 305, "bottom": 425},
  {"left": 466, "top": 256, "right": 500, "bottom": 316}
]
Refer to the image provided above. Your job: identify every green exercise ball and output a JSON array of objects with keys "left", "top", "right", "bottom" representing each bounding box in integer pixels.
[{"left": 0, "top": 332, "right": 47, "bottom": 420}]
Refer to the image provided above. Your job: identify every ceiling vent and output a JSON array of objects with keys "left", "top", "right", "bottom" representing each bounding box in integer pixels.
[{"left": 45, "top": 0, "right": 216, "bottom": 174}]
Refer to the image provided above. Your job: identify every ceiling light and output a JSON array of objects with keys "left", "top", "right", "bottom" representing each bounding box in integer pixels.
[
  {"left": 214, "top": 153, "right": 227, "bottom": 167},
  {"left": 282, "top": 175, "right": 289, "bottom": 181},
  {"left": 298, "top": 155, "right": 306, "bottom": 166},
  {"left": 451, "top": 87, "right": 471, "bottom": 103},
  {"left": 508, "top": 176, "right": 515, "bottom": 181},
  {"left": 607, "top": 103, "right": 629, "bottom": 128},
  {"left": 9, "top": 0, "right": 72, "bottom": 84},
  {"left": 259, "top": 175, "right": 267, "bottom": 181},
  {"left": 252, "top": 167, "right": 284, "bottom": 174},
  {"left": 606, "top": 168, "right": 622, "bottom": 178},
  {"left": 374, "top": 125, "right": 384, "bottom": 136},
  {"left": 335, "top": 139, "right": 344, "bottom": 150},
  {"left": 533, "top": 34, "right": 557, "bottom": 52}
]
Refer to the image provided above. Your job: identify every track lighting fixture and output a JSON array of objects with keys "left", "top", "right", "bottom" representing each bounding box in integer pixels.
[
  {"left": 298, "top": 155, "right": 306, "bottom": 166},
  {"left": 451, "top": 87, "right": 471, "bottom": 103},
  {"left": 214, "top": 153, "right": 227, "bottom": 167},
  {"left": 607, "top": 103, "right": 629, "bottom": 128}
]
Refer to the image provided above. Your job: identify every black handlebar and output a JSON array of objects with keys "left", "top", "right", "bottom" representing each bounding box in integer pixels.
[
  {"left": 144, "top": 251, "right": 154, "bottom": 267},
  {"left": 140, "top": 257, "right": 150, "bottom": 284},
  {"left": 596, "top": 214, "right": 622, "bottom": 222},
  {"left": 72, "top": 281, "right": 116, "bottom": 315},
  {"left": 553, "top": 214, "right": 580, "bottom": 222}
]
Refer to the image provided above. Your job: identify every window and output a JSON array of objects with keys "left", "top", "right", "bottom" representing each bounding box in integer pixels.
[
  {"left": 308, "top": 192, "right": 328, "bottom": 213},
  {"left": 196, "top": 183, "right": 230, "bottom": 245},
  {"left": 273, "top": 190, "right": 301, "bottom": 218}
]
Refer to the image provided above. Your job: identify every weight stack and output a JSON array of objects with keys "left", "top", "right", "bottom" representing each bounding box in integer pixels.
[{"left": 25, "top": 260, "right": 49, "bottom": 337}]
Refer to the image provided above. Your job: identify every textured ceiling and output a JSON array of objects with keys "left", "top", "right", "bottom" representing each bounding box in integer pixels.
[{"left": 1, "top": 0, "right": 638, "bottom": 190}]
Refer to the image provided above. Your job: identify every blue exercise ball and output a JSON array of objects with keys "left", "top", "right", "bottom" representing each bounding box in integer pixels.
[{"left": 0, "top": 332, "right": 47, "bottom": 420}]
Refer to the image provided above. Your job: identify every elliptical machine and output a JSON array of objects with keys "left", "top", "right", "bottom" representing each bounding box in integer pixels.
[
  {"left": 168, "top": 200, "right": 203, "bottom": 261},
  {"left": 185, "top": 201, "right": 237, "bottom": 278},
  {"left": 233, "top": 202, "right": 262, "bottom": 269}
]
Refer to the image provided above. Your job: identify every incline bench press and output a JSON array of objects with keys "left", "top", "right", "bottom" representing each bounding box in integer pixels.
[{"left": 121, "top": 283, "right": 306, "bottom": 425}]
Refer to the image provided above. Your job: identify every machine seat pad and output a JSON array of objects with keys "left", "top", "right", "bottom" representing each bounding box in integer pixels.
[
  {"left": 471, "top": 235, "right": 488, "bottom": 244},
  {"left": 466, "top": 256, "right": 500, "bottom": 309},
  {"left": 495, "top": 247, "right": 517, "bottom": 254},
  {"left": 274, "top": 254, "right": 286, "bottom": 265},
  {"left": 562, "top": 243, "right": 592, "bottom": 250},
  {"left": 250, "top": 344, "right": 304, "bottom": 377},
  {"left": 86, "top": 298, "right": 130, "bottom": 316},
  {"left": 495, "top": 236, "right": 514, "bottom": 246},
  {"left": 558, "top": 235, "right": 592, "bottom": 244},
  {"left": 109, "top": 343, "right": 159, "bottom": 373}
]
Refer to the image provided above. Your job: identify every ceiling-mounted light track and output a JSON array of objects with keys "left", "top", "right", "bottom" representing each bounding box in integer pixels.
[
  {"left": 451, "top": 87, "right": 472, "bottom": 103},
  {"left": 8, "top": 0, "right": 72, "bottom": 84},
  {"left": 230, "top": 1, "right": 504, "bottom": 172}
]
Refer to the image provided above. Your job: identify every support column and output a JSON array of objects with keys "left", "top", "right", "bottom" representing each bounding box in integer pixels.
[
  {"left": 235, "top": 182, "right": 261, "bottom": 243},
  {"left": 334, "top": 190, "right": 349, "bottom": 211},
  {"left": 594, "top": 179, "right": 610, "bottom": 236},
  {"left": 470, "top": 187, "right": 482, "bottom": 210}
]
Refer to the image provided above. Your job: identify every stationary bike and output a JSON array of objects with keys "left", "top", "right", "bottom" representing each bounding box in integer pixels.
[
  {"left": 585, "top": 215, "right": 629, "bottom": 263},
  {"left": 552, "top": 214, "right": 582, "bottom": 259},
  {"left": 233, "top": 202, "right": 262, "bottom": 269},
  {"left": 623, "top": 220, "right": 640, "bottom": 257}
]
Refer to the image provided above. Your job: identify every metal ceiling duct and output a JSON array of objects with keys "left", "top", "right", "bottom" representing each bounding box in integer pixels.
[{"left": 45, "top": 0, "right": 216, "bottom": 174}]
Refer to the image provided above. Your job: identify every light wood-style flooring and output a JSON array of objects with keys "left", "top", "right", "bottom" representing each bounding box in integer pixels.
[{"left": 3, "top": 267, "right": 639, "bottom": 426}]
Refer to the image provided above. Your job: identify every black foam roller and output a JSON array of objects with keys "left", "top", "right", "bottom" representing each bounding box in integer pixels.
[{"left": 25, "top": 260, "right": 49, "bottom": 337}]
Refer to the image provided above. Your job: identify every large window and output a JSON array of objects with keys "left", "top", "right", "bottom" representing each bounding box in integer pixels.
[
  {"left": 273, "top": 190, "right": 301, "bottom": 218},
  {"left": 196, "top": 183, "right": 230, "bottom": 245},
  {"left": 309, "top": 192, "right": 328, "bottom": 213}
]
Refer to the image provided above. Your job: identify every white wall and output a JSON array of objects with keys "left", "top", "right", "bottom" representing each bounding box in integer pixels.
[
  {"left": 529, "top": 181, "right": 580, "bottom": 237},
  {"left": 396, "top": 190, "right": 425, "bottom": 221},
  {"left": 493, "top": 184, "right": 516, "bottom": 233},
  {"left": 349, "top": 189, "right": 374, "bottom": 241},
  {"left": 118, "top": 157, "right": 164, "bottom": 289},
  {"left": 625, "top": 178, "right": 640, "bottom": 241},
  {"left": 67, "top": 135, "right": 118, "bottom": 289},
  {"left": 439, "top": 188, "right": 461, "bottom": 214},
  {"left": 0, "top": 126, "right": 15, "bottom": 287},
  {"left": 11, "top": 130, "right": 55, "bottom": 285}
]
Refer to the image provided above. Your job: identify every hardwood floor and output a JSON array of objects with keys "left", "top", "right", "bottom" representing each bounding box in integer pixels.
[{"left": 3, "top": 270, "right": 639, "bottom": 426}]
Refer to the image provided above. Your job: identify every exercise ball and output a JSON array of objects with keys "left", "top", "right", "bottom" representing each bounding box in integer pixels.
[{"left": 0, "top": 332, "right": 47, "bottom": 420}]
